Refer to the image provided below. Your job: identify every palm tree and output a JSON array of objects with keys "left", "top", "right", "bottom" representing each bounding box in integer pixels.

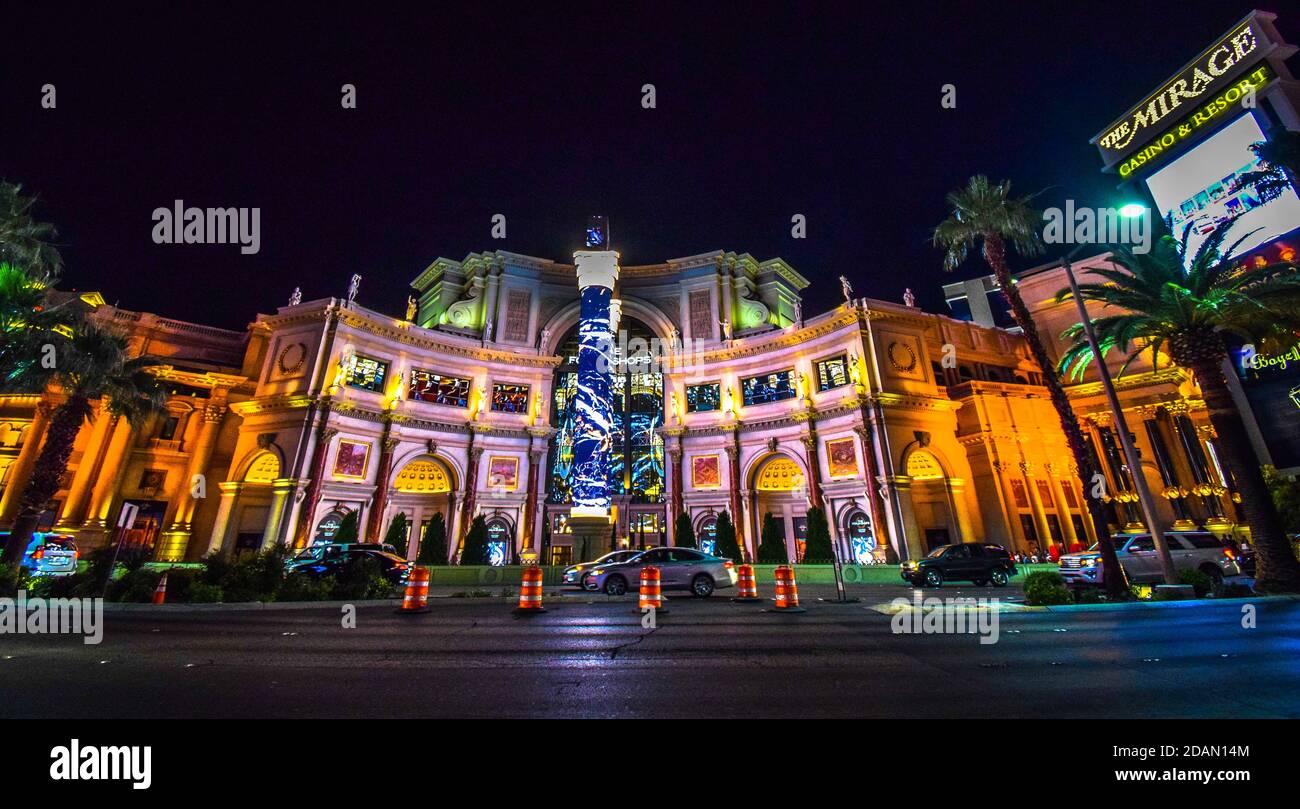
[
  {"left": 933, "top": 176, "right": 1130, "bottom": 599},
  {"left": 1057, "top": 222, "right": 1300, "bottom": 593},
  {"left": 1238, "top": 130, "right": 1300, "bottom": 204},
  {"left": 0, "top": 181, "right": 63, "bottom": 275},
  {"left": 0, "top": 320, "right": 167, "bottom": 564}
]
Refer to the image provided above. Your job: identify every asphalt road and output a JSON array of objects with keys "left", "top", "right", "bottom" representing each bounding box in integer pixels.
[{"left": 2, "top": 586, "right": 1297, "bottom": 718}]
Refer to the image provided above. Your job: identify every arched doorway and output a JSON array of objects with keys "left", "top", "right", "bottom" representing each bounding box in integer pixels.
[
  {"left": 484, "top": 516, "right": 515, "bottom": 566},
  {"left": 751, "top": 454, "right": 808, "bottom": 561},
  {"left": 696, "top": 513, "right": 719, "bottom": 555},
  {"left": 389, "top": 455, "right": 455, "bottom": 562},
  {"left": 903, "top": 448, "right": 959, "bottom": 552},
  {"left": 232, "top": 450, "right": 282, "bottom": 557}
]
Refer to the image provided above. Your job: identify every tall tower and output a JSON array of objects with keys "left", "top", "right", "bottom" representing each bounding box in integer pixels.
[{"left": 568, "top": 216, "right": 619, "bottom": 558}]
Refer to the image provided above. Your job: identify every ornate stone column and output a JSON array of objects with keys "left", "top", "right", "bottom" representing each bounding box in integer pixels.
[
  {"left": 292, "top": 425, "right": 338, "bottom": 547},
  {"left": 723, "top": 430, "right": 746, "bottom": 560},
  {"left": 946, "top": 477, "right": 977, "bottom": 543},
  {"left": 885, "top": 475, "right": 923, "bottom": 558},
  {"left": 55, "top": 404, "right": 115, "bottom": 529},
  {"left": 157, "top": 396, "right": 229, "bottom": 561},
  {"left": 366, "top": 431, "right": 399, "bottom": 542},
  {"left": 206, "top": 481, "right": 243, "bottom": 556},
  {"left": 261, "top": 478, "right": 296, "bottom": 550},
  {"left": 853, "top": 421, "right": 890, "bottom": 555},
  {"left": 1044, "top": 462, "right": 1080, "bottom": 548},
  {"left": 83, "top": 415, "right": 138, "bottom": 529},
  {"left": 460, "top": 443, "right": 484, "bottom": 539},
  {"left": 0, "top": 398, "right": 54, "bottom": 528},
  {"left": 522, "top": 431, "right": 548, "bottom": 551},
  {"left": 798, "top": 424, "right": 825, "bottom": 511}
]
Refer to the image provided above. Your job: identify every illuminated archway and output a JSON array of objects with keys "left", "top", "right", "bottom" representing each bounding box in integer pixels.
[
  {"left": 388, "top": 455, "right": 456, "bottom": 562},
  {"left": 750, "top": 453, "right": 809, "bottom": 561}
]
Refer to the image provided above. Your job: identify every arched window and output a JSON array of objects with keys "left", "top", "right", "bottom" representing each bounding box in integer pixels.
[
  {"left": 697, "top": 515, "right": 719, "bottom": 555},
  {"left": 314, "top": 511, "right": 346, "bottom": 544},
  {"left": 548, "top": 319, "right": 665, "bottom": 504},
  {"left": 845, "top": 509, "right": 875, "bottom": 563},
  {"left": 484, "top": 517, "right": 514, "bottom": 566}
]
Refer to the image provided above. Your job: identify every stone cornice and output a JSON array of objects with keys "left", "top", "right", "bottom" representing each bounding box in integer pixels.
[
  {"left": 149, "top": 365, "right": 249, "bottom": 391},
  {"left": 1065, "top": 367, "right": 1187, "bottom": 397}
]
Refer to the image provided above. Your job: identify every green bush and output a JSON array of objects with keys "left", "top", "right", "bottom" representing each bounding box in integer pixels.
[
  {"left": 108, "top": 568, "right": 164, "bottom": 603},
  {"left": 1024, "top": 570, "right": 1072, "bottom": 606},
  {"left": 1219, "top": 582, "right": 1254, "bottom": 598},
  {"left": 674, "top": 512, "right": 696, "bottom": 549},
  {"left": 190, "top": 583, "right": 223, "bottom": 603},
  {"left": 198, "top": 552, "right": 232, "bottom": 586},
  {"left": 334, "top": 510, "right": 360, "bottom": 544},
  {"left": 713, "top": 510, "right": 742, "bottom": 563},
  {"left": 329, "top": 555, "right": 395, "bottom": 600},
  {"left": 217, "top": 547, "right": 289, "bottom": 602},
  {"left": 802, "top": 507, "right": 834, "bottom": 563},
  {"left": 384, "top": 513, "right": 410, "bottom": 558},
  {"left": 277, "top": 572, "right": 335, "bottom": 602},
  {"left": 1177, "top": 567, "right": 1214, "bottom": 598},
  {"left": 1072, "top": 587, "right": 1105, "bottom": 604},
  {"left": 417, "top": 513, "right": 448, "bottom": 565},
  {"left": 756, "top": 512, "right": 788, "bottom": 564},
  {"left": 0, "top": 562, "right": 22, "bottom": 597},
  {"left": 459, "top": 515, "right": 489, "bottom": 566}
]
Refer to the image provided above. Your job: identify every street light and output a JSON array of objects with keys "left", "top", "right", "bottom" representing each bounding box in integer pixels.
[{"left": 1060, "top": 214, "right": 1179, "bottom": 587}]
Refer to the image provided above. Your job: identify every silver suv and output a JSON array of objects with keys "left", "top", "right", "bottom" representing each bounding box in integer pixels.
[{"left": 1058, "top": 531, "right": 1242, "bottom": 589}]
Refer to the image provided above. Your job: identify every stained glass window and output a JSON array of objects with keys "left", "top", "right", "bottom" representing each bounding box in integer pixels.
[
  {"left": 685, "top": 383, "right": 720, "bottom": 412},
  {"left": 345, "top": 355, "right": 388, "bottom": 393},
  {"left": 491, "top": 383, "right": 530, "bottom": 413},
  {"left": 408, "top": 369, "right": 470, "bottom": 407},
  {"left": 548, "top": 321, "right": 665, "bottom": 505},
  {"left": 815, "top": 355, "right": 851, "bottom": 391},
  {"left": 741, "top": 369, "right": 797, "bottom": 406}
]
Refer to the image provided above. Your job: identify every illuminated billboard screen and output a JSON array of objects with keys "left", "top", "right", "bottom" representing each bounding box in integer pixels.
[
  {"left": 1232, "top": 338, "right": 1300, "bottom": 471},
  {"left": 1145, "top": 112, "right": 1300, "bottom": 264}
]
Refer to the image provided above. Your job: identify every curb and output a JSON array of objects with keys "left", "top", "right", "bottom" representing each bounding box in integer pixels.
[{"left": 1035, "top": 594, "right": 1300, "bottom": 613}]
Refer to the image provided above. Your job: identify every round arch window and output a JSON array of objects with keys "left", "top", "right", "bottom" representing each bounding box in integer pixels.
[
  {"left": 846, "top": 509, "right": 875, "bottom": 564},
  {"left": 697, "top": 515, "right": 718, "bottom": 555},
  {"left": 314, "top": 511, "right": 346, "bottom": 544}
]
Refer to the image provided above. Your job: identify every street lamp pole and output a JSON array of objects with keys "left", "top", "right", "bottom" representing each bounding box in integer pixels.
[{"left": 1061, "top": 249, "right": 1178, "bottom": 585}]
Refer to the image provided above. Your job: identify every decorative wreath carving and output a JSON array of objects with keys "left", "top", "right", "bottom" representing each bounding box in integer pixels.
[
  {"left": 277, "top": 342, "right": 307, "bottom": 375},
  {"left": 886, "top": 341, "right": 917, "bottom": 373}
]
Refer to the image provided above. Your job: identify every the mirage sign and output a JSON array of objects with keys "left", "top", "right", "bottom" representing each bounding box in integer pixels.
[{"left": 1091, "top": 11, "right": 1293, "bottom": 173}]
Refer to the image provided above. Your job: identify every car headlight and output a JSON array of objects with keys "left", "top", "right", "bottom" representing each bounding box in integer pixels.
[
  {"left": 590, "top": 568, "right": 605, "bottom": 576},
  {"left": 1082, "top": 558, "right": 1098, "bottom": 567}
]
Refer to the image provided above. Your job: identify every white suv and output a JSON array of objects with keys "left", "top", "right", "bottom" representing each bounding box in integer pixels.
[{"left": 1057, "top": 531, "right": 1243, "bottom": 589}]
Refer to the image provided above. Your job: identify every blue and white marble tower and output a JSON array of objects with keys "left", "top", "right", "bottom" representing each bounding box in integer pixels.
[{"left": 569, "top": 243, "right": 620, "bottom": 521}]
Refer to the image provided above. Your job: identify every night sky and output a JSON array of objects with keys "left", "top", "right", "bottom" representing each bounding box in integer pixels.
[{"left": 2, "top": 2, "right": 1294, "bottom": 330}]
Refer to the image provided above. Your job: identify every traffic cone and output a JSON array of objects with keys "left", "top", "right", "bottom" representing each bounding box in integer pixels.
[
  {"left": 731, "top": 564, "right": 761, "bottom": 603},
  {"left": 768, "top": 565, "right": 806, "bottom": 613},
  {"left": 638, "top": 565, "right": 667, "bottom": 612},
  {"left": 152, "top": 573, "right": 168, "bottom": 605},
  {"left": 396, "top": 567, "right": 431, "bottom": 614},
  {"left": 513, "top": 565, "right": 546, "bottom": 615}
]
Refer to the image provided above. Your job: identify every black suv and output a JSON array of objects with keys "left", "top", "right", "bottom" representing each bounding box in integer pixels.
[{"left": 900, "top": 543, "right": 1017, "bottom": 588}]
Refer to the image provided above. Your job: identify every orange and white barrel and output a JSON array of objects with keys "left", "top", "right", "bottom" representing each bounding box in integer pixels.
[
  {"left": 514, "top": 565, "right": 546, "bottom": 614},
  {"left": 639, "top": 566, "right": 664, "bottom": 611},
  {"left": 398, "top": 567, "right": 431, "bottom": 613},
  {"left": 772, "top": 565, "right": 805, "bottom": 612},
  {"left": 732, "top": 564, "right": 760, "bottom": 602}
]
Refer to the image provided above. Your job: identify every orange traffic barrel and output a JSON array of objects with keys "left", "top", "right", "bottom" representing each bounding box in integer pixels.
[
  {"left": 731, "top": 564, "right": 761, "bottom": 603},
  {"left": 152, "top": 573, "right": 169, "bottom": 605},
  {"left": 769, "top": 565, "right": 806, "bottom": 613},
  {"left": 638, "top": 565, "right": 667, "bottom": 612},
  {"left": 514, "top": 565, "right": 546, "bottom": 615},
  {"left": 397, "top": 566, "right": 431, "bottom": 614}
]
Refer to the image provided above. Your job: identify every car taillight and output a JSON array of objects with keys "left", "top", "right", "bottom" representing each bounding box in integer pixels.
[
  {"left": 1223, "top": 548, "right": 1236, "bottom": 560},
  {"left": 723, "top": 561, "right": 734, "bottom": 569},
  {"left": 33, "top": 549, "right": 43, "bottom": 560}
]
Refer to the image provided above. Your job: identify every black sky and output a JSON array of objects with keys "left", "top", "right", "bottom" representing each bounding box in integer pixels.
[{"left": 2, "top": 1, "right": 1294, "bottom": 329}]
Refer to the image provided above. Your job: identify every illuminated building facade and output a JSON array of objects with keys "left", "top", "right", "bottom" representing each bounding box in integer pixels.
[{"left": 5, "top": 242, "right": 1261, "bottom": 567}]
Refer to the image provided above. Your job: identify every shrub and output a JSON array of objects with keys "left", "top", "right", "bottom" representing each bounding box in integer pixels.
[
  {"left": 713, "top": 510, "right": 742, "bottom": 563},
  {"left": 1219, "top": 582, "right": 1254, "bottom": 598},
  {"left": 333, "top": 510, "right": 360, "bottom": 544},
  {"left": 1177, "top": 567, "right": 1214, "bottom": 598},
  {"left": 417, "top": 513, "right": 448, "bottom": 565},
  {"left": 802, "top": 507, "right": 834, "bottom": 563},
  {"left": 158, "top": 568, "right": 198, "bottom": 603},
  {"left": 28, "top": 572, "right": 91, "bottom": 598},
  {"left": 1072, "top": 587, "right": 1105, "bottom": 604},
  {"left": 329, "top": 555, "right": 395, "bottom": 600},
  {"left": 198, "top": 552, "right": 232, "bottom": 586},
  {"left": 1024, "top": 570, "right": 1072, "bottom": 606},
  {"left": 190, "top": 583, "right": 223, "bottom": 603},
  {"left": 756, "top": 512, "right": 788, "bottom": 564},
  {"left": 459, "top": 515, "right": 489, "bottom": 566},
  {"left": 108, "top": 568, "right": 164, "bottom": 603},
  {"left": 217, "top": 547, "right": 289, "bottom": 602},
  {"left": 0, "top": 562, "right": 22, "bottom": 597},
  {"left": 674, "top": 512, "right": 696, "bottom": 550},
  {"left": 277, "top": 572, "right": 335, "bottom": 602},
  {"left": 384, "top": 513, "right": 410, "bottom": 558}
]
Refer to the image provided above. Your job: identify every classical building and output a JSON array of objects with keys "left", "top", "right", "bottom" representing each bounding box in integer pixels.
[
  {"left": 4, "top": 243, "right": 1247, "bottom": 567},
  {"left": 946, "top": 254, "right": 1251, "bottom": 540}
]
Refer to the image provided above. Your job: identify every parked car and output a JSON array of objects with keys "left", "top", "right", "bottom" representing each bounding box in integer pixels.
[
  {"left": 900, "top": 543, "right": 1017, "bottom": 588},
  {"left": 21, "top": 533, "right": 79, "bottom": 578},
  {"left": 1057, "top": 531, "right": 1243, "bottom": 589},
  {"left": 286, "top": 546, "right": 412, "bottom": 585},
  {"left": 562, "top": 549, "right": 642, "bottom": 586},
  {"left": 583, "top": 547, "right": 738, "bottom": 597},
  {"left": 288, "top": 542, "right": 399, "bottom": 566}
]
